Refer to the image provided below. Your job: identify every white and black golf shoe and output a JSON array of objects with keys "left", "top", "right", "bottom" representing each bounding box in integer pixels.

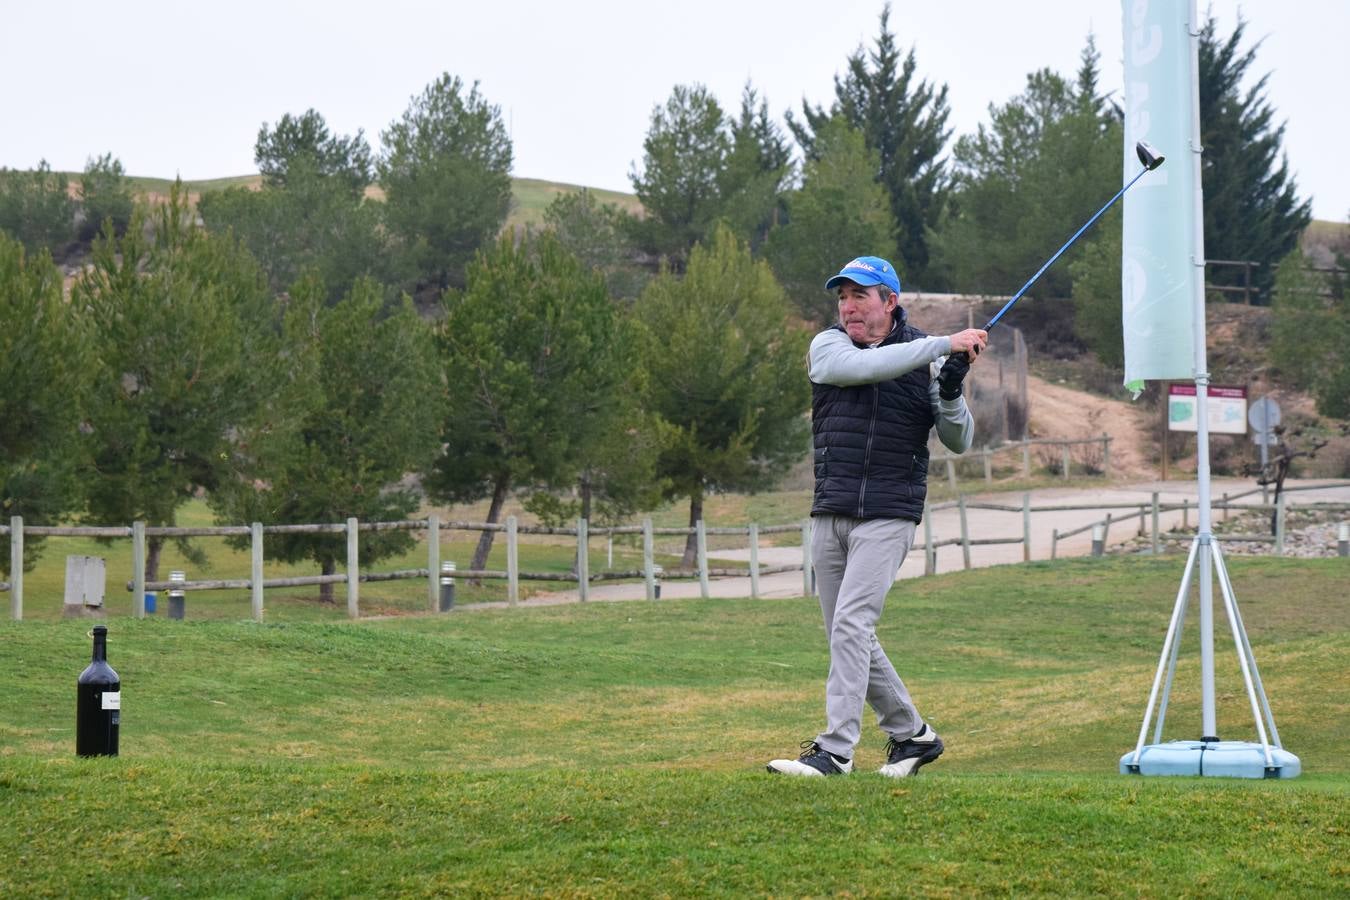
[
  {"left": 878, "top": 723, "right": 944, "bottom": 778},
  {"left": 766, "top": 741, "right": 853, "bottom": 776}
]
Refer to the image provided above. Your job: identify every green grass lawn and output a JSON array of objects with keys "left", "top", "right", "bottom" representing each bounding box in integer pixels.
[{"left": 2, "top": 556, "right": 1345, "bottom": 896}]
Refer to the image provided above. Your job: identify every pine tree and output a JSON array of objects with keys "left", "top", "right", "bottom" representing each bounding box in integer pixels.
[
  {"left": 1199, "top": 14, "right": 1311, "bottom": 304},
  {"left": 634, "top": 226, "right": 810, "bottom": 565},
  {"left": 787, "top": 3, "right": 951, "bottom": 286}
]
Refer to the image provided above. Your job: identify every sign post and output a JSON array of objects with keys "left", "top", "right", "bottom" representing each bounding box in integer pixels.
[{"left": 1247, "top": 396, "right": 1282, "bottom": 505}]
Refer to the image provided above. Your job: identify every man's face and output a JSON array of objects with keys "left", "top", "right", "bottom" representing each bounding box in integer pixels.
[{"left": 837, "top": 281, "right": 896, "bottom": 344}]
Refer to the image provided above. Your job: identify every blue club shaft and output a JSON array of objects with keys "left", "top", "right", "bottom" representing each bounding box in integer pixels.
[{"left": 984, "top": 163, "right": 1154, "bottom": 330}]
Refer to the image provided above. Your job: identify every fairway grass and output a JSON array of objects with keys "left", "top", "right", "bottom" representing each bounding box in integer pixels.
[{"left": 3, "top": 557, "right": 1346, "bottom": 896}]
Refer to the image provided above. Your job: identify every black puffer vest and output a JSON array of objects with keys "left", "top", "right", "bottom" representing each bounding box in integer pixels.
[{"left": 810, "top": 309, "right": 934, "bottom": 522}]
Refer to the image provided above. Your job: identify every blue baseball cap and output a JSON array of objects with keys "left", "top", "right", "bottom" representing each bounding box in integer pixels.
[{"left": 825, "top": 256, "right": 901, "bottom": 295}]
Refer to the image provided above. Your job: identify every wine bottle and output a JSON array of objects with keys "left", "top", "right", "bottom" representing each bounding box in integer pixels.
[{"left": 76, "top": 625, "right": 120, "bottom": 757}]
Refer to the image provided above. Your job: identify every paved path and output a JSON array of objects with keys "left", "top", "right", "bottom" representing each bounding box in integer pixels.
[{"left": 468, "top": 479, "right": 1349, "bottom": 609}]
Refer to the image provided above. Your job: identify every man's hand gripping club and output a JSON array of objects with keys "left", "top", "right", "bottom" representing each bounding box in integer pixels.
[{"left": 939, "top": 328, "right": 988, "bottom": 401}]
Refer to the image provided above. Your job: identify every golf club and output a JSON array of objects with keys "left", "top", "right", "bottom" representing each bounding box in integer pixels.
[{"left": 979, "top": 140, "right": 1166, "bottom": 334}]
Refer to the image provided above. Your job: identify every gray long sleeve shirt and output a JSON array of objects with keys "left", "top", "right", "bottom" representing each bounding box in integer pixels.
[{"left": 807, "top": 328, "right": 975, "bottom": 454}]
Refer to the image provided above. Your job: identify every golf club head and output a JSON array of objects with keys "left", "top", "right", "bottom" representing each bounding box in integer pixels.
[{"left": 1136, "top": 141, "right": 1165, "bottom": 171}]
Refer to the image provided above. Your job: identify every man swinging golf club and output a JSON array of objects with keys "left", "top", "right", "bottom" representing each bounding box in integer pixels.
[{"left": 767, "top": 256, "right": 986, "bottom": 777}]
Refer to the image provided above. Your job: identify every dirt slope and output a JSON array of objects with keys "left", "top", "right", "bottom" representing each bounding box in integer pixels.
[{"left": 1022, "top": 374, "right": 1154, "bottom": 478}]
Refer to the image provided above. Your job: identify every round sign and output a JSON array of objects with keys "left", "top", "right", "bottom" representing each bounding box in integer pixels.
[{"left": 1248, "top": 395, "right": 1281, "bottom": 435}]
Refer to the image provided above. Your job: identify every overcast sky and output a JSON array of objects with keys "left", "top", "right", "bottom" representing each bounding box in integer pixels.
[{"left": 3, "top": 1, "right": 1345, "bottom": 221}]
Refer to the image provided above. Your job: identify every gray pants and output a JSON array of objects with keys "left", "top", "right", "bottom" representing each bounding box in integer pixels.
[{"left": 811, "top": 515, "right": 922, "bottom": 758}]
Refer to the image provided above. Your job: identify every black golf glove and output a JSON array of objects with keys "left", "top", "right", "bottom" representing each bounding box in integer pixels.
[{"left": 937, "top": 353, "right": 970, "bottom": 401}]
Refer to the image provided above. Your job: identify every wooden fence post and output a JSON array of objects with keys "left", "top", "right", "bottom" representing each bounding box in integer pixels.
[
  {"left": 1151, "top": 493, "right": 1160, "bottom": 555},
  {"left": 696, "top": 520, "right": 710, "bottom": 599},
  {"left": 9, "top": 516, "right": 22, "bottom": 620},
  {"left": 251, "top": 522, "right": 265, "bottom": 622},
  {"left": 1275, "top": 493, "right": 1286, "bottom": 556},
  {"left": 132, "top": 520, "right": 146, "bottom": 619},
  {"left": 577, "top": 517, "right": 590, "bottom": 602},
  {"left": 506, "top": 516, "right": 519, "bottom": 606},
  {"left": 924, "top": 506, "right": 935, "bottom": 575},
  {"left": 1022, "top": 440, "right": 1031, "bottom": 478},
  {"left": 1061, "top": 446, "right": 1071, "bottom": 480},
  {"left": 1022, "top": 493, "right": 1031, "bottom": 562},
  {"left": 983, "top": 450, "right": 992, "bottom": 484},
  {"left": 749, "top": 523, "right": 760, "bottom": 599},
  {"left": 644, "top": 518, "right": 656, "bottom": 601},
  {"left": 1102, "top": 433, "right": 1112, "bottom": 476},
  {"left": 346, "top": 517, "right": 359, "bottom": 619},
  {"left": 801, "top": 519, "right": 812, "bottom": 597},
  {"left": 426, "top": 514, "right": 440, "bottom": 613},
  {"left": 946, "top": 457, "right": 957, "bottom": 492},
  {"left": 958, "top": 495, "right": 972, "bottom": 570}
]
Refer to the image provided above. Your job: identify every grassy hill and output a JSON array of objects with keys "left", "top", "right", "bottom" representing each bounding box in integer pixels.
[
  {"left": 2, "top": 556, "right": 1345, "bottom": 895},
  {"left": 119, "top": 172, "right": 643, "bottom": 232}
]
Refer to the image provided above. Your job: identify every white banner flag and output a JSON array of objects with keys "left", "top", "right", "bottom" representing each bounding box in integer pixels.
[{"left": 1122, "top": 0, "right": 1201, "bottom": 391}]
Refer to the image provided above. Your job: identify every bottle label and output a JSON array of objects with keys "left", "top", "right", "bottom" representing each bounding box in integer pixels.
[{"left": 102, "top": 691, "right": 121, "bottom": 710}]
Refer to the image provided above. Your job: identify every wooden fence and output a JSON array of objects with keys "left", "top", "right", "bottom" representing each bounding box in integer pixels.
[
  {"left": 1048, "top": 482, "right": 1350, "bottom": 558},
  {"left": 1, "top": 515, "right": 813, "bottom": 622},
  {"left": 5, "top": 480, "right": 1347, "bottom": 622},
  {"left": 933, "top": 434, "right": 1113, "bottom": 489}
]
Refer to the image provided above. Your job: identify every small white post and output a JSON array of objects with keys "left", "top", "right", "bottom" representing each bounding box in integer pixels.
[
  {"left": 1051, "top": 528, "right": 1059, "bottom": 560},
  {"left": 945, "top": 457, "right": 957, "bottom": 491},
  {"left": 983, "top": 450, "right": 992, "bottom": 484},
  {"left": 1091, "top": 524, "right": 1105, "bottom": 557},
  {"left": 1338, "top": 523, "right": 1348, "bottom": 557},
  {"left": 1102, "top": 433, "right": 1111, "bottom": 475},
  {"left": 1022, "top": 440, "right": 1031, "bottom": 478},
  {"left": 506, "top": 516, "right": 519, "bottom": 607},
  {"left": 346, "top": 517, "right": 359, "bottom": 619},
  {"left": 748, "top": 523, "right": 760, "bottom": 599},
  {"left": 168, "top": 569, "right": 186, "bottom": 619},
  {"left": 439, "top": 561, "right": 456, "bottom": 611},
  {"left": 251, "top": 522, "right": 264, "bottom": 622},
  {"left": 1061, "top": 446, "right": 1071, "bottom": 480}
]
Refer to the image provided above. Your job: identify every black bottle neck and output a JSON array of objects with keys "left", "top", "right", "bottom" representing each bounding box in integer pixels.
[{"left": 92, "top": 628, "right": 108, "bottom": 663}]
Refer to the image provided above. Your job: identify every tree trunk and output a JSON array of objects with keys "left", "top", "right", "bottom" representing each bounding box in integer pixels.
[
  {"left": 145, "top": 537, "right": 164, "bottom": 584},
  {"left": 681, "top": 490, "right": 703, "bottom": 569},
  {"left": 471, "top": 472, "right": 511, "bottom": 572},
  {"left": 319, "top": 557, "right": 336, "bottom": 604}
]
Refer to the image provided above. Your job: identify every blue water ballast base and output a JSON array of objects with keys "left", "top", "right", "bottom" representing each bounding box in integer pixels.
[{"left": 1120, "top": 740, "right": 1301, "bottom": 779}]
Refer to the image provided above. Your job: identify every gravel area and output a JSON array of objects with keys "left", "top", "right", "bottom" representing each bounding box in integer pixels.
[{"left": 1121, "top": 507, "right": 1349, "bottom": 559}]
